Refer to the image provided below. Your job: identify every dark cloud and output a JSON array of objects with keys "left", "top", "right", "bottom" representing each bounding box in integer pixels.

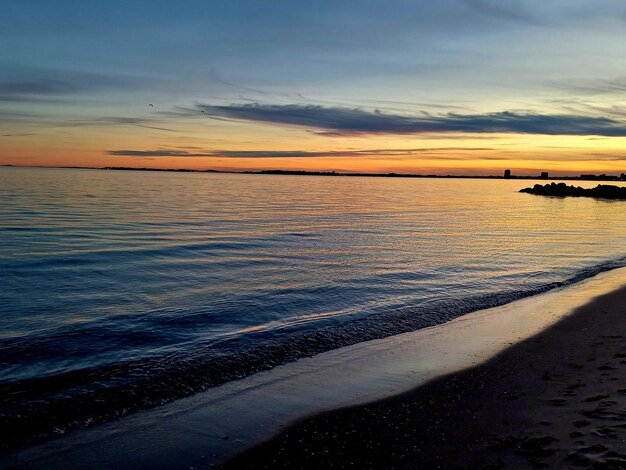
[
  {"left": 0, "top": 71, "right": 145, "bottom": 102},
  {"left": 107, "top": 147, "right": 494, "bottom": 159},
  {"left": 193, "top": 103, "right": 626, "bottom": 137},
  {"left": 108, "top": 149, "right": 209, "bottom": 157},
  {"left": 110, "top": 146, "right": 626, "bottom": 163},
  {"left": 0, "top": 111, "right": 174, "bottom": 132},
  {"left": 108, "top": 149, "right": 335, "bottom": 158}
]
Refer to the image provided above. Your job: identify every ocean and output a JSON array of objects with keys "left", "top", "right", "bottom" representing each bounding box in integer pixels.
[{"left": 2, "top": 166, "right": 626, "bottom": 448}]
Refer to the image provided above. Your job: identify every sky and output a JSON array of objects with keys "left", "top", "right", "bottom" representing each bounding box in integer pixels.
[{"left": 3, "top": 0, "right": 626, "bottom": 175}]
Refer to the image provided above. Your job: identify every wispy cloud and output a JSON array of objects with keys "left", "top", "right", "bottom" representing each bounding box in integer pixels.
[
  {"left": 0, "top": 110, "right": 39, "bottom": 121},
  {"left": 108, "top": 149, "right": 215, "bottom": 157},
  {"left": 107, "top": 147, "right": 495, "bottom": 159},
  {"left": 53, "top": 116, "right": 174, "bottom": 131},
  {"left": 464, "top": 0, "right": 536, "bottom": 24},
  {"left": 107, "top": 146, "right": 626, "bottom": 163},
  {"left": 0, "top": 113, "right": 175, "bottom": 134},
  {"left": 191, "top": 103, "right": 626, "bottom": 137},
  {"left": 0, "top": 70, "right": 145, "bottom": 102},
  {"left": 552, "top": 77, "right": 626, "bottom": 96}
]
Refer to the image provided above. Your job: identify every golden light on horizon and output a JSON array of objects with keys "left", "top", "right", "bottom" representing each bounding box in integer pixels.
[{"left": 3, "top": 125, "right": 626, "bottom": 176}]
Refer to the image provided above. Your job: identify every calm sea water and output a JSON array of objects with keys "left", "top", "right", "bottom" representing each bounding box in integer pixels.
[{"left": 2, "top": 166, "right": 626, "bottom": 447}]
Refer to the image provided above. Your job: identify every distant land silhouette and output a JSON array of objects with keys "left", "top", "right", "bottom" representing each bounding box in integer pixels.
[
  {"left": 520, "top": 182, "right": 626, "bottom": 199},
  {"left": 3, "top": 165, "right": 626, "bottom": 182}
]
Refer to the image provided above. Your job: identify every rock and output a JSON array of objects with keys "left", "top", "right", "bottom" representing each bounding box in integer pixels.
[{"left": 519, "top": 183, "right": 626, "bottom": 199}]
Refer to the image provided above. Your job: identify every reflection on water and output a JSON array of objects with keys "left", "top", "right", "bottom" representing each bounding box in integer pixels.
[{"left": 1, "top": 167, "right": 626, "bottom": 446}]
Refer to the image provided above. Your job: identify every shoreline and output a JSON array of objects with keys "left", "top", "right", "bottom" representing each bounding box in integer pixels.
[
  {"left": 226, "top": 269, "right": 626, "bottom": 469},
  {"left": 3, "top": 165, "right": 626, "bottom": 182},
  {"left": 4, "top": 267, "right": 626, "bottom": 469}
]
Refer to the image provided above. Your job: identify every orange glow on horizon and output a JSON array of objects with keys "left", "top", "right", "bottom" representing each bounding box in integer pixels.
[{"left": 2, "top": 124, "right": 626, "bottom": 176}]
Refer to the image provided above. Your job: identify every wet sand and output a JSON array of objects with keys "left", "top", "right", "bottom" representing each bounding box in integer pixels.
[{"left": 225, "top": 282, "right": 626, "bottom": 469}]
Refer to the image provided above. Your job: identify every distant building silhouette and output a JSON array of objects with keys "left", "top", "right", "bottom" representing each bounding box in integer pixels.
[
  {"left": 504, "top": 169, "right": 511, "bottom": 178},
  {"left": 541, "top": 172, "right": 549, "bottom": 179}
]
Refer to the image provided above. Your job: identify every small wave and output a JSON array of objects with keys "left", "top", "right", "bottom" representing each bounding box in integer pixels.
[{"left": 2, "top": 256, "right": 626, "bottom": 451}]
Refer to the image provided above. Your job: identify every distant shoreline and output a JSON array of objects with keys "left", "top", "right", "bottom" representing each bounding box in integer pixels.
[{"left": 2, "top": 164, "right": 626, "bottom": 183}]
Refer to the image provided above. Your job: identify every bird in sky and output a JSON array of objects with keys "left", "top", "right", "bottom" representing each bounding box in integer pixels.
[{"left": 148, "top": 104, "right": 154, "bottom": 107}]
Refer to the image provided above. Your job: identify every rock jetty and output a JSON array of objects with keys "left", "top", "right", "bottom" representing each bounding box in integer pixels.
[{"left": 520, "top": 182, "right": 626, "bottom": 199}]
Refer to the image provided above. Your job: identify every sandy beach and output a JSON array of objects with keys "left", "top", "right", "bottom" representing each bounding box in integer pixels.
[{"left": 225, "top": 276, "right": 626, "bottom": 468}]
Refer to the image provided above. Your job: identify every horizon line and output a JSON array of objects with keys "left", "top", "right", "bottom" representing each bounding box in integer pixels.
[{"left": 2, "top": 164, "right": 625, "bottom": 181}]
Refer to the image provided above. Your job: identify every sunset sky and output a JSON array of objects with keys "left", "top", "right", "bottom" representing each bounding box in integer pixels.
[{"left": 3, "top": 1, "right": 626, "bottom": 175}]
